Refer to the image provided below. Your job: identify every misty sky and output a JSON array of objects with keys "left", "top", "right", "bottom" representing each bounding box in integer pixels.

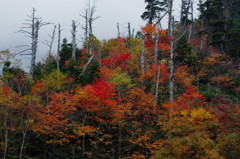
[
  {"left": 0, "top": 0, "right": 195, "bottom": 70},
  {"left": 1, "top": 0, "right": 146, "bottom": 52}
]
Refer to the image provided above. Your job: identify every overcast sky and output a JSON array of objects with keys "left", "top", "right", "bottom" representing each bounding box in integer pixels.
[
  {"left": 0, "top": 0, "right": 146, "bottom": 52},
  {"left": 0, "top": 0, "right": 198, "bottom": 70}
]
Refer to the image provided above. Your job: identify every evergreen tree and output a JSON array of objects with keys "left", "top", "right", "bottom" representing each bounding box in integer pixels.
[
  {"left": 198, "top": 0, "right": 240, "bottom": 56},
  {"left": 141, "top": 0, "right": 167, "bottom": 24}
]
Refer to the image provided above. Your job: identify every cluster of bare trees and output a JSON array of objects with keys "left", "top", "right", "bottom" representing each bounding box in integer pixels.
[{"left": 18, "top": 0, "right": 100, "bottom": 77}]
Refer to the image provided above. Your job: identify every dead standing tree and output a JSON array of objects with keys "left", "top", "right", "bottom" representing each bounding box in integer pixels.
[
  {"left": 71, "top": 20, "right": 79, "bottom": 61},
  {"left": 80, "top": 9, "right": 89, "bottom": 49},
  {"left": 188, "top": 1, "right": 194, "bottom": 43},
  {"left": 43, "top": 24, "right": 57, "bottom": 57},
  {"left": 57, "top": 24, "right": 62, "bottom": 72},
  {"left": 167, "top": 0, "right": 187, "bottom": 130},
  {"left": 80, "top": 0, "right": 100, "bottom": 75},
  {"left": 18, "top": 8, "right": 50, "bottom": 77},
  {"left": 88, "top": 0, "right": 100, "bottom": 55},
  {"left": 80, "top": 0, "right": 100, "bottom": 55}
]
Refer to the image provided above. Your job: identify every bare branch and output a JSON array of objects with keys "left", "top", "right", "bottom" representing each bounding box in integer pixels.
[
  {"left": 81, "top": 55, "right": 94, "bottom": 75},
  {"left": 17, "top": 8, "right": 50, "bottom": 77},
  {"left": 154, "top": 11, "right": 168, "bottom": 26}
]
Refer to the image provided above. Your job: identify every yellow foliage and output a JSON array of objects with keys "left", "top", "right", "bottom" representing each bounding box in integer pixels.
[
  {"left": 43, "top": 70, "right": 68, "bottom": 91},
  {"left": 189, "top": 108, "right": 215, "bottom": 122}
]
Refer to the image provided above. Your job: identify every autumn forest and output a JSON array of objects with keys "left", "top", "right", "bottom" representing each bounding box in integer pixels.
[{"left": 0, "top": 0, "right": 240, "bottom": 158}]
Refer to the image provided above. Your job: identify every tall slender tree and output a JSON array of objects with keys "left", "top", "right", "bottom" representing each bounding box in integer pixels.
[{"left": 18, "top": 8, "right": 50, "bottom": 77}]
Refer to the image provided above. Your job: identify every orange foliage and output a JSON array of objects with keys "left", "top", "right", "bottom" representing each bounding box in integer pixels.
[
  {"left": 203, "top": 53, "right": 227, "bottom": 65},
  {"left": 141, "top": 24, "right": 157, "bottom": 38},
  {"left": 175, "top": 65, "right": 195, "bottom": 87},
  {"left": 163, "top": 87, "right": 206, "bottom": 111},
  {"left": 140, "top": 64, "right": 169, "bottom": 83},
  {"left": 126, "top": 87, "right": 157, "bottom": 123},
  {"left": 210, "top": 75, "right": 235, "bottom": 86},
  {"left": 33, "top": 92, "right": 76, "bottom": 143}
]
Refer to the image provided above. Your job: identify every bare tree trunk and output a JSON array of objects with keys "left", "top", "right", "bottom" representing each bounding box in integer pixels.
[
  {"left": 128, "top": 22, "right": 131, "bottom": 37},
  {"left": 118, "top": 124, "right": 122, "bottom": 158},
  {"left": 85, "top": 9, "right": 88, "bottom": 47},
  {"left": 117, "top": 22, "right": 120, "bottom": 37},
  {"left": 168, "top": 0, "right": 173, "bottom": 36},
  {"left": 88, "top": 0, "right": 100, "bottom": 55},
  {"left": 48, "top": 25, "right": 56, "bottom": 56},
  {"left": 183, "top": 0, "right": 191, "bottom": 30},
  {"left": 57, "top": 24, "right": 61, "bottom": 72},
  {"left": 154, "top": 31, "right": 159, "bottom": 64},
  {"left": 149, "top": 0, "right": 153, "bottom": 24},
  {"left": 19, "top": 129, "right": 27, "bottom": 159},
  {"left": 28, "top": 8, "right": 36, "bottom": 77},
  {"left": 188, "top": 1, "right": 193, "bottom": 43},
  {"left": 71, "top": 20, "right": 77, "bottom": 61},
  {"left": 19, "top": 8, "right": 50, "bottom": 77},
  {"left": 169, "top": 16, "right": 175, "bottom": 129},
  {"left": 19, "top": 99, "right": 32, "bottom": 159},
  {"left": 3, "top": 111, "right": 8, "bottom": 159},
  {"left": 29, "top": 20, "right": 39, "bottom": 77},
  {"left": 3, "top": 95, "right": 11, "bottom": 159},
  {"left": 80, "top": 0, "right": 100, "bottom": 55},
  {"left": 155, "top": 64, "right": 161, "bottom": 104},
  {"left": 180, "top": 0, "right": 184, "bottom": 33},
  {"left": 82, "top": 115, "right": 87, "bottom": 159},
  {"left": 154, "top": 27, "right": 160, "bottom": 104},
  {"left": 200, "top": 19, "right": 204, "bottom": 50},
  {"left": 141, "top": 38, "right": 145, "bottom": 77},
  {"left": 44, "top": 25, "right": 56, "bottom": 57},
  {"left": 88, "top": 1, "right": 93, "bottom": 55},
  {"left": 72, "top": 146, "right": 75, "bottom": 159},
  {"left": 81, "top": 55, "right": 94, "bottom": 75},
  {"left": 80, "top": 9, "right": 89, "bottom": 50}
]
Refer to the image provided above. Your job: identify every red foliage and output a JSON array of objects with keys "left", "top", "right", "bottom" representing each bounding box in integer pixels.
[
  {"left": 163, "top": 87, "right": 206, "bottom": 111},
  {"left": 145, "top": 39, "right": 155, "bottom": 49},
  {"left": 211, "top": 98, "right": 240, "bottom": 132},
  {"left": 72, "top": 79, "right": 120, "bottom": 123},
  {"left": 117, "top": 37, "right": 126, "bottom": 43},
  {"left": 101, "top": 52, "right": 131, "bottom": 68},
  {"left": 151, "top": 64, "right": 170, "bottom": 82},
  {"left": 126, "top": 87, "right": 157, "bottom": 123},
  {"left": 91, "top": 79, "right": 116, "bottom": 100}
]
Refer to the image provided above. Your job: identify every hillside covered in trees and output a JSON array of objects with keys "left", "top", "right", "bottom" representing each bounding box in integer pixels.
[{"left": 0, "top": 0, "right": 240, "bottom": 158}]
